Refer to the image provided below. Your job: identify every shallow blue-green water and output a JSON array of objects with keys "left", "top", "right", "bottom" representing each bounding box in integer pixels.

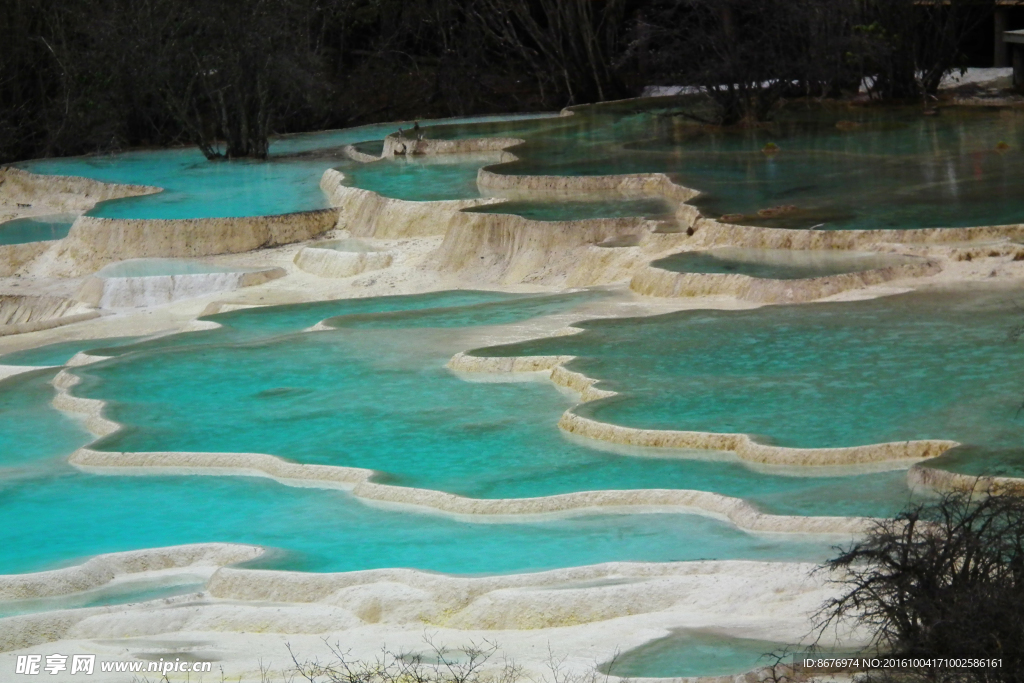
[
  {"left": 351, "top": 140, "right": 386, "bottom": 157},
  {"left": 602, "top": 629, "right": 786, "bottom": 678},
  {"left": 62, "top": 291, "right": 914, "bottom": 520},
  {"left": 22, "top": 147, "right": 340, "bottom": 219},
  {"left": 0, "top": 292, "right": 834, "bottom": 577},
  {"left": 652, "top": 248, "right": 919, "bottom": 280},
  {"left": 0, "top": 465, "right": 827, "bottom": 577},
  {"left": 472, "top": 288, "right": 1024, "bottom": 478},
  {"left": 342, "top": 155, "right": 492, "bottom": 201},
  {"left": 16, "top": 114, "right": 553, "bottom": 219},
  {"left": 17, "top": 102, "right": 1024, "bottom": 229},
  {"left": 0, "top": 337, "right": 142, "bottom": 367},
  {"left": 464, "top": 197, "right": 673, "bottom": 221},
  {"left": 0, "top": 577, "right": 205, "bottom": 619},
  {"left": 0, "top": 214, "right": 77, "bottom": 245},
  {"left": 0, "top": 370, "right": 91, "bottom": 473},
  {"left": 485, "top": 101, "right": 1024, "bottom": 230},
  {"left": 345, "top": 103, "right": 1024, "bottom": 228}
]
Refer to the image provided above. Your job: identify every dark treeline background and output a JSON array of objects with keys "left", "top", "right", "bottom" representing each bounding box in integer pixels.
[{"left": 0, "top": 0, "right": 1000, "bottom": 164}]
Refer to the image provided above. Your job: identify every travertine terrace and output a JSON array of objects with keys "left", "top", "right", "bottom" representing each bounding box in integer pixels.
[{"left": 2, "top": 99, "right": 1024, "bottom": 681}]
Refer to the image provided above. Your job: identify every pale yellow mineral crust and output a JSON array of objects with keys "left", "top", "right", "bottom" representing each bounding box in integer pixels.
[
  {"left": 48, "top": 210, "right": 336, "bottom": 277},
  {"left": 629, "top": 258, "right": 942, "bottom": 303},
  {"left": 908, "top": 463, "right": 1024, "bottom": 495}
]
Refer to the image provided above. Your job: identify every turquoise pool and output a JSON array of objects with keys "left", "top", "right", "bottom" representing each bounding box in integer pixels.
[
  {"left": 464, "top": 197, "right": 673, "bottom": 221},
  {"left": 70, "top": 291, "right": 913, "bottom": 520},
  {"left": 0, "top": 214, "right": 77, "bottom": 245},
  {"left": 0, "top": 285, "right": 968, "bottom": 675},
  {"left": 470, "top": 288, "right": 1024, "bottom": 476},
  {"left": 488, "top": 101, "right": 1024, "bottom": 230},
  {"left": 0, "top": 336, "right": 142, "bottom": 367},
  {"left": 0, "top": 465, "right": 828, "bottom": 577},
  {"left": 17, "top": 102, "right": 1024, "bottom": 229},
  {"left": 0, "top": 302, "right": 830, "bottom": 577},
  {"left": 602, "top": 629, "right": 786, "bottom": 678},
  {"left": 22, "top": 147, "right": 340, "bottom": 219},
  {"left": 652, "top": 248, "right": 920, "bottom": 280},
  {"left": 16, "top": 114, "right": 555, "bottom": 219},
  {"left": 347, "top": 102, "right": 1024, "bottom": 229},
  {"left": 0, "top": 369, "right": 90, "bottom": 473},
  {"left": 4, "top": 100, "right": 1019, "bottom": 673},
  {"left": 342, "top": 155, "right": 496, "bottom": 202}
]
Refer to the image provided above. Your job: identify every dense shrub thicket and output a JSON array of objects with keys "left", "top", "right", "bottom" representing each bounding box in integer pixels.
[{"left": 0, "top": 0, "right": 998, "bottom": 163}]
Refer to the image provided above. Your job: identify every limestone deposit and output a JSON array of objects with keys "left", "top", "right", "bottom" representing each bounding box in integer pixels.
[
  {"left": 293, "top": 244, "right": 393, "bottom": 278},
  {"left": 0, "top": 557, "right": 852, "bottom": 683},
  {"left": 0, "top": 242, "right": 53, "bottom": 278},
  {"left": 76, "top": 266, "right": 286, "bottom": 308},
  {"left": 44, "top": 210, "right": 336, "bottom": 278},
  {"left": 430, "top": 211, "right": 657, "bottom": 286},
  {"left": 0, "top": 167, "right": 159, "bottom": 221},
  {"left": 5, "top": 112, "right": 1024, "bottom": 683},
  {"left": 0, "top": 295, "right": 97, "bottom": 337},
  {"left": 321, "top": 168, "right": 500, "bottom": 238},
  {"left": 476, "top": 168, "right": 699, "bottom": 205},
  {"left": 558, "top": 411, "right": 955, "bottom": 467},
  {"left": 629, "top": 257, "right": 943, "bottom": 303},
  {"left": 319, "top": 157, "right": 953, "bottom": 297},
  {"left": 0, "top": 545, "right": 264, "bottom": 602},
  {"left": 1, "top": 296, "right": 84, "bottom": 327},
  {"left": 382, "top": 134, "right": 524, "bottom": 158},
  {"left": 907, "top": 463, "right": 1024, "bottom": 495},
  {"left": 689, "top": 216, "right": 1024, "bottom": 251}
]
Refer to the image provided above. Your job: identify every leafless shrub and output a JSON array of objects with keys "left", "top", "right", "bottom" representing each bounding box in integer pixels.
[
  {"left": 287, "top": 635, "right": 521, "bottom": 683},
  {"left": 816, "top": 492, "right": 1024, "bottom": 683}
]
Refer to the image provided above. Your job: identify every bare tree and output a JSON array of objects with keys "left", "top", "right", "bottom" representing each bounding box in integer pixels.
[
  {"left": 144, "top": 0, "right": 331, "bottom": 160},
  {"left": 468, "top": 0, "right": 635, "bottom": 106},
  {"left": 851, "top": 0, "right": 995, "bottom": 101},
  {"left": 640, "top": 0, "right": 995, "bottom": 123},
  {"left": 817, "top": 492, "right": 1024, "bottom": 683},
  {"left": 641, "top": 0, "right": 854, "bottom": 125}
]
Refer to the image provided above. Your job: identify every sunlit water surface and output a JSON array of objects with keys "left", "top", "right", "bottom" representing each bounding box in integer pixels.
[
  {"left": 0, "top": 292, "right": 838, "bottom": 581},
  {"left": 471, "top": 287, "right": 1024, "bottom": 476},
  {"left": 18, "top": 102, "right": 1024, "bottom": 228},
  {"left": 67, "top": 291, "right": 914, "bottom": 519}
]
